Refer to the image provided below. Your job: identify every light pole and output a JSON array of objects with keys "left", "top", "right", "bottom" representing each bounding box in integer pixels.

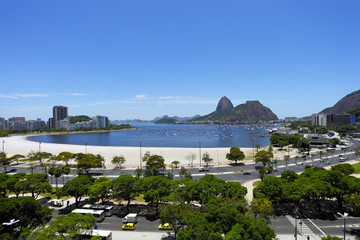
[
  {"left": 2, "top": 140, "right": 4, "bottom": 152},
  {"left": 39, "top": 141, "right": 41, "bottom": 152},
  {"left": 217, "top": 150, "right": 219, "bottom": 173},
  {"left": 337, "top": 212, "right": 349, "bottom": 240},
  {"left": 252, "top": 137, "right": 255, "bottom": 162},
  {"left": 199, "top": 141, "right": 202, "bottom": 167},
  {"left": 140, "top": 141, "right": 142, "bottom": 168},
  {"left": 294, "top": 209, "right": 300, "bottom": 240},
  {"left": 85, "top": 142, "right": 88, "bottom": 154}
]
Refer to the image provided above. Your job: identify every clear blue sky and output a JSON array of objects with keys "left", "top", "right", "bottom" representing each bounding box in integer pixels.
[{"left": 1, "top": 1, "right": 359, "bottom": 121}]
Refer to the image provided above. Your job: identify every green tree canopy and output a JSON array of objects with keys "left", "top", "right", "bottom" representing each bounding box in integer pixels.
[
  {"left": 112, "top": 174, "right": 138, "bottom": 211},
  {"left": 88, "top": 177, "right": 113, "bottom": 204},
  {"left": 59, "top": 175, "right": 94, "bottom": 207},
  {"left": 28, "top": 212, "right": 96, "bottom": 240},
  {"left": 144, "top": 154, "right": 166, "bottom": 177},
  {"left": 254, "top": 150, "right": 271, "bottom": 166},
  {"left": 111, "top": 155, "right": 126, "bottom": 169},
  {"left": 226, "top": 147, "right": 245, "bottom": 165}
]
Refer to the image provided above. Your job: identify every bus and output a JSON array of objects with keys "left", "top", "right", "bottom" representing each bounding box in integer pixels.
[
  {"left": 83, "top": 204, "right": 114, "bottom": 217},
  {"left": 71, "top": 209, "right": 105, "bottom": 222},
  {"left": 78, "top": 229, "right": 112, "bottom": 240}
]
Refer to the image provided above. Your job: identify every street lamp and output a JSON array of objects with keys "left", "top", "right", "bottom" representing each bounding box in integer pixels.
[
  {"left": 140, "top": 141, "right": 142, "bottom": 168},
  {"left": 39, "top": 141, "right": 41, "bottom": 152},
  {"left": 85, "top": 142, "right": 88, "bottom": 154},
  {"left": 199, "top": 141, "right": 202, "bottom": 167},
  {"left": 337, "top": 212, "right": 349, "bottom": 240},
  {"left": 2, "top": 140, "right": 4, "bottom": 153},
  {"left": 294, "top": 209, "right": 300, "bottom": 240}
]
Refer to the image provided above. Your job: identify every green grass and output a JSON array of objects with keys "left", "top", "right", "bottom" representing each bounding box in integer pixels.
[
  {"left": 352, "top": 162, "right": 360, "bottom": 174},
  {"left": 134, "top": 194, "right": 146, "bottom": 203}
]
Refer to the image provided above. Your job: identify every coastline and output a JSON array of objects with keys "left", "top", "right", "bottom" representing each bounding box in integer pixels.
[{"left": 0, "top": 135, "right": 255, "bottom": 168}]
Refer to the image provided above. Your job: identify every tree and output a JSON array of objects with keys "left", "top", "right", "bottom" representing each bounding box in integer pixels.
[
  {"left": 27, "top": 151, "right": 52, "bottom": 165},
  {"left": 284, "top": 155, "right": 290, "bottom": 166},
  {"left": 134, "top": 167, "right": 144, "bottom": 178},
  {"left": 328, "top": 138, "right": 340, "bottom": 147},
  {"left": 195, "top": 174, "right": 227, "bottom": 204},
  {"left": 9, "top": 154, "right": 25, "bottom": 165},
  {"left": 179, "top": 167, "right": 192, "bottom": 179},
  {"left": 61, "top": 166, "right": 71, "bottom": 183},
  {"left": 202, "top": 152, "right": 213, "bottom": 167},
  {"left": 255, "top": 144, "right": 260, "bottom": 152},
  {"left": 74, "top": 153, "right": 102, "bottom": 175},
  {"left": 224, "top": 217, "right": 276, "bottom": 240},
  {"left": 144, "top": 154, "right": 166, "bottom": 177},
  {"left": 48, "top": 167, "right": 62, "bottom": 190},
  {"left": 28, "top": 165, "right": 36, "bottom": 174},
  {"left": 111, "top": 155, "right": 126, "bottom": 169},
  {"left": 28, "top": 213, "right": 96, "bottom": 240},
  {"left": 112, "top": 174, "right": 138, "bottom": 212},
  {"left": 267, "top": 145, "right": 274, "bottom": 159},
  {"left": 331, "top": 163, "right": 355, "bottom": 176},
  {"left": 248, "top": 198, "right": 274, "bottom": 224},
  {"left": 321, "top": 236, "right": 342, "bottom": 240},
  {"left": 21, "top": 174, "right": 52, "bottom": 199},
  {"left": 297, "top": 138, "right": 310, "bottom": 154},
  {"left": 0, "top": 197, "right": 52, "bottom": 238},
  {"left": 159, "top": 193, "right": 192, "bottom": 238},
  {"left": 254, "top": 150, "right": 271, "bottom": 166},
  {"left": 0, "top": 173, "right": 9, "bottom": 197},
  {"left": 134, "top": 176, "right": 171, "bottom": 212},
  {"left": 185, "top": 152, "right": 196, "bottom": 167},
  {"left": 171, "top": 160, "right": 180, "bottom": 168},
  {"left": 281, "top": 170, "right": 299, "bottom": 182},
  {"left": 0, "top": 152, "right": 11, "bottom": 173},
  {"left": 5, "top": 173, "right": 26, "bottom": 198},
  {"left": 226, "top": 147, "right": 245, "bottom": 165},
  {"left": 55, "top": 151, "right": 73, "bottom": 166},
  {"left": 59, "top": 175, "right": 94, "bottom": 207},
  {"left": 88, "top": 177, "right": 113, "bottom": 204}
]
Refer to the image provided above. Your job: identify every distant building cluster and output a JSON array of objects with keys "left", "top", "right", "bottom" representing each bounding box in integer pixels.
[
  {"left": 311, "top": 113, "right": 356, "bottom": 127},
  {"left": 0, "top": 105, "right": 110, "bottom": 131},
  {"left": 0, "top": 117, "right": 46, "bottom": 130}
]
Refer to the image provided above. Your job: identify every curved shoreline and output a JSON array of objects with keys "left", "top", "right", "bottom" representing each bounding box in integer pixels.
[{"left": 0, "top": 135, "right": 255, "bottom": 168}]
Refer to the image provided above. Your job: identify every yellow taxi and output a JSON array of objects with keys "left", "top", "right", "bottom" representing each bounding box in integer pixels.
[
  {"left": 122, "top": 222, "right": 135, "bottom": 230},
  {"left": 158, "top": 223, "right": 172, "bottom": 230}
]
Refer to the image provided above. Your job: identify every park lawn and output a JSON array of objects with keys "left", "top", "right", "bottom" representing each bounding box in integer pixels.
[
  {"left": 352, "top": 162, "right": 360, "bottom": 174},
  {"left": 134, "top": 194, "right": 146, "bottom": 203}
]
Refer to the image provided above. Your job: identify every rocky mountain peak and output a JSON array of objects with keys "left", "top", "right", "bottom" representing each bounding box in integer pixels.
[{"left": 216, "top": 96, "right": 234, "bottom": 111}]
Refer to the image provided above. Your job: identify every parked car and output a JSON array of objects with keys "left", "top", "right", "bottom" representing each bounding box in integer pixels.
[
  {"left": 122, "top": 223, "right": 135, "bottom": 230},
  {"left": 243, "top": 172, "right": 251, "bottom": 175},
  {"left": 199, "top": 166, "right": 209, "bottom": 172},
  {"left": 158, "top": 223, "right": 172, "bottom": 230}
]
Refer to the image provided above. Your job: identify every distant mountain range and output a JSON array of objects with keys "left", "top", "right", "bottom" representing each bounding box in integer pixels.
[{"left": 111, "top": 115, "right": 201, "bottom": 124}]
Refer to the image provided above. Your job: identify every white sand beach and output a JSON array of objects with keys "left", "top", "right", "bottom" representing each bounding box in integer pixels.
[{"left": 0, "top": 135, "right": 257, "bottom": 168}]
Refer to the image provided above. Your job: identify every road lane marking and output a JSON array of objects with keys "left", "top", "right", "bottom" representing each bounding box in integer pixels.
[{"left": 306, "top": 218, "right": 326, "bottom": 236}]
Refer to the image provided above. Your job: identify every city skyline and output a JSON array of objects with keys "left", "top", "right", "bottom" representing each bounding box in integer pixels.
[{"left": 1, "top": 1, "right": 360, "bottom": 120}]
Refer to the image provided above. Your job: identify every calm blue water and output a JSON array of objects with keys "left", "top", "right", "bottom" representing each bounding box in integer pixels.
[{"left": 27, "top": 123, "right": 271, "bottom": 148}]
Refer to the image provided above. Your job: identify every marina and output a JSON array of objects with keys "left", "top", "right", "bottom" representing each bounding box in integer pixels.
[{"left": 27, "top": 123, "right": 273, "bottom": 148}]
